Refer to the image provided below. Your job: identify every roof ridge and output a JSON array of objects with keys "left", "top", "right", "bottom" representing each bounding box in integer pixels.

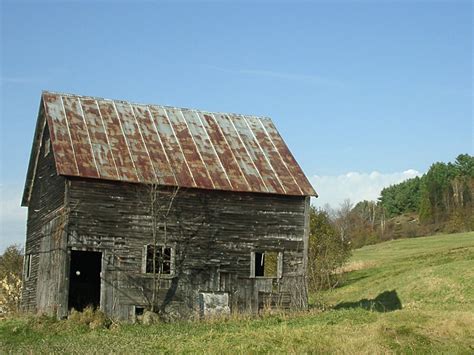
[{"left": 41, "top": 90, "right": 273, "bottom": 120}]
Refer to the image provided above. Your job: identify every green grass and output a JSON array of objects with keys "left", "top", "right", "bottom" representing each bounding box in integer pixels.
[{"left": 1, "top": 232, "right": 473, "bottom": 353}]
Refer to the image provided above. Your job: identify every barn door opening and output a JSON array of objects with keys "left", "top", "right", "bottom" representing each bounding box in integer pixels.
[{"left": 68, "top": 250, "right": 102, "bottom": 311}]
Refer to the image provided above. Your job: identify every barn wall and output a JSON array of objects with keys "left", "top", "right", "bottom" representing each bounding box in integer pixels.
[
  {"left": 21, "top": 124, "right": 67, "bottom": 316},
  {"left": 66, "top": 179, "right": 308, "bottom": 320}
]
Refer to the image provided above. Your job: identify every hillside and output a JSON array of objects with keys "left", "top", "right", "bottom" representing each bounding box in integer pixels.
[
  {"left": 345, "top": 154, "right": 473, "bottom": 248},
  {"left": 1, "top": 232, "right": 473, "bottom": 353}
]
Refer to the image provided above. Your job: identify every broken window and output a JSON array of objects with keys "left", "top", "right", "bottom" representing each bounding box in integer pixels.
[
  {"left": 24, "top": 254, "right": 32, "bottom": 280},
  {"left": 144, "top": 245, "right": 173, "bottom": 275},
  {"left": 251, "top": 251, "right": 283, "bottom": 278}
]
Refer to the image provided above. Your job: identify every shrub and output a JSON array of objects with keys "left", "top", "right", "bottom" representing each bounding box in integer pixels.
[
  {"left": 307, "top": 208, "right": 351, "bottom": 293},
  {"left": 0, "top": 245, "right": 23, "bottom": 316}
]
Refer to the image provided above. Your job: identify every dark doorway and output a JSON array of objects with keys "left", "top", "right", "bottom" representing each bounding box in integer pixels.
[{"left": 68, "top": 250, "right": 102, "bottom": 311}]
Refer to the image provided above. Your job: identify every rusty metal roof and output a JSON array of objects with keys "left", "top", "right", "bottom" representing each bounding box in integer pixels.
[{"left": 23, "top": 91, "right": 316, "bottom": 205}]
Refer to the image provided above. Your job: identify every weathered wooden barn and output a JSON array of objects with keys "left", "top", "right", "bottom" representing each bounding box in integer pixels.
[{"left": 21, "top": 91, "right": 317, "bottom": 321}]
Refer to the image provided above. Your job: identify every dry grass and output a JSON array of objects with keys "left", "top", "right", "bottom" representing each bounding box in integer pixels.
[
  {"left": 335, "top": 260, "right": 376, "bottom": 274},
  {"left": 68, "top": 306, "right": 111, "bottom": 329}
]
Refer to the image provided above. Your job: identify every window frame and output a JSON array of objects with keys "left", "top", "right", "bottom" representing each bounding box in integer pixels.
[
  {"left": 250, "top": 251, "right": 283, "bottom": 279},
  {"left": 142, "top": 244, "right": 175, "bottom": 277}
]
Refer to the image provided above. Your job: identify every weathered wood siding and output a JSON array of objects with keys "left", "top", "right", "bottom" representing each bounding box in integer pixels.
[
  {"left": 21, "top": 124, "right": 67, "bottom": 315},
  {"left": 66, "top": 179, "right": 308, "bottom": 320}
]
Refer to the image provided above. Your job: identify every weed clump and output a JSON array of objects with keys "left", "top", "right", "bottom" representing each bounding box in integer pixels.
[{"left": 68, "top": 306, "right": 111, "bottom": 330}]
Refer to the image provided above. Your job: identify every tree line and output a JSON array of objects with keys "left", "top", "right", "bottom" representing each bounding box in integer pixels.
[
  {"left": 380, "top": 154, "right": 472, "bottom": 221},
  {"left": 380, "top": 154, "right": 473, "bottom": 236},
  {"left": 316, "top": 154, "right": 473, "bottom": 251}
]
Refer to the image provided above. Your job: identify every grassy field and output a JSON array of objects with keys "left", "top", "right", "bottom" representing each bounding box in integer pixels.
[{"left": 1, "top": 232, "right": 473, "bottom": 353}]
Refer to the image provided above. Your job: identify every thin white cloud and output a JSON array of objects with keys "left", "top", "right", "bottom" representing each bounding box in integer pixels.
[
  {"left": 206, "top": 65, "right": 345, "bottom": 88},
  {"left": 0, "top": 76, "right": 44, "bottom": 84},
  {"left": 310, "top": 169, "right": 422, "bottom": 208},
  {"left": 239, "top": 69, "right": 345, "bottom": 87},
  {"left": 0, "top": 185, "right": 27, "bottom": 252}
]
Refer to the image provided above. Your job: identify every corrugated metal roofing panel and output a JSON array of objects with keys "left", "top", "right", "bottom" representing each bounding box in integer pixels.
[
  {"left": 148, "top": 105, "right": 196, "bottom": 188},
  {"left": 37, "top": 91, "right": 316, "bottom": 197},
  {"left": 43, "top": 93, "right": 79, "bottom": 176},
  {"left": 181, "top": 110, "right": 232, "bottom": 190},
  {"left": 231, "top": 114, "right": 285, "bottom": 194},
  {"left": 80, "top": 99, "right": 119, "bottom": 180},
  {"left": 97, "top": 100, "right": 139, "bottom": 181},
  {"left": 61, "top": 96, "right": 100, "bottom": 178},
  {"left": 245, "top": 116, "right": 303, "bottom": 195},
  {"left": 198, "top": 112, "right": 250, "bottom": 191},
  {"left": 114, "top": 101, "right": 156, "bottom": 183},
  {"left": 132, "top": 105, "right": 176, "bottom": 186},
  {"left": 259, "top": 118, "right": 315, "bottom": 195},
  {"left": 212, "top": 113, "right": 268, "bottom": 192},
  {"left": 165, "top": 107, "right": 214, "bottom": 190}
]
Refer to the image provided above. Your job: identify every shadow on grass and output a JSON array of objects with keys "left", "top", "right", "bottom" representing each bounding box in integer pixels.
[{"left": 334, "top": 290, "right": 402, "bottom": 312}]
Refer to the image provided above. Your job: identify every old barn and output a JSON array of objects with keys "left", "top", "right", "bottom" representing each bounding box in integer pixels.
[{"left": 21, "top": 91, "right": 317, "bottom": 321}]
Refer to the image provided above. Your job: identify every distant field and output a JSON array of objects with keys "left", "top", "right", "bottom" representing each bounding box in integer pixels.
[{"left": 1, "top": 232, "right": 473, "bottom": 353}]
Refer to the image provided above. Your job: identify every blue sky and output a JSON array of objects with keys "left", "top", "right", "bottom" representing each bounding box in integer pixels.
[{"left": 1, "top": 0, "right": 472, "bottom": 249}]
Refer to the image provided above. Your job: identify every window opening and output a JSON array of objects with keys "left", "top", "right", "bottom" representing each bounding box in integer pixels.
[
  {"left": 253, "top": 251, "right": 280, "bottom": 278},
  {"left": 145, "top": 245, "right": 172, "bottom": 275},
  {"left": 134, "top": 306, "right": 144, "bottom": 316}
]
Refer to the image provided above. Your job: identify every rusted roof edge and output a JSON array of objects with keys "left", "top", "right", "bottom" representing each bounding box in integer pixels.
[{"left": 56, "top": 172, "right": 314, "bottom": 196}]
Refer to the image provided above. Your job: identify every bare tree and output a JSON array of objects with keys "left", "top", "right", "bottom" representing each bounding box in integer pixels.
[
  {"left": 335, "top": 199, "right": 353, "bottom": 242},
  {"left": 146, "top": 184, "right": 179, "bottom": 312}
]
